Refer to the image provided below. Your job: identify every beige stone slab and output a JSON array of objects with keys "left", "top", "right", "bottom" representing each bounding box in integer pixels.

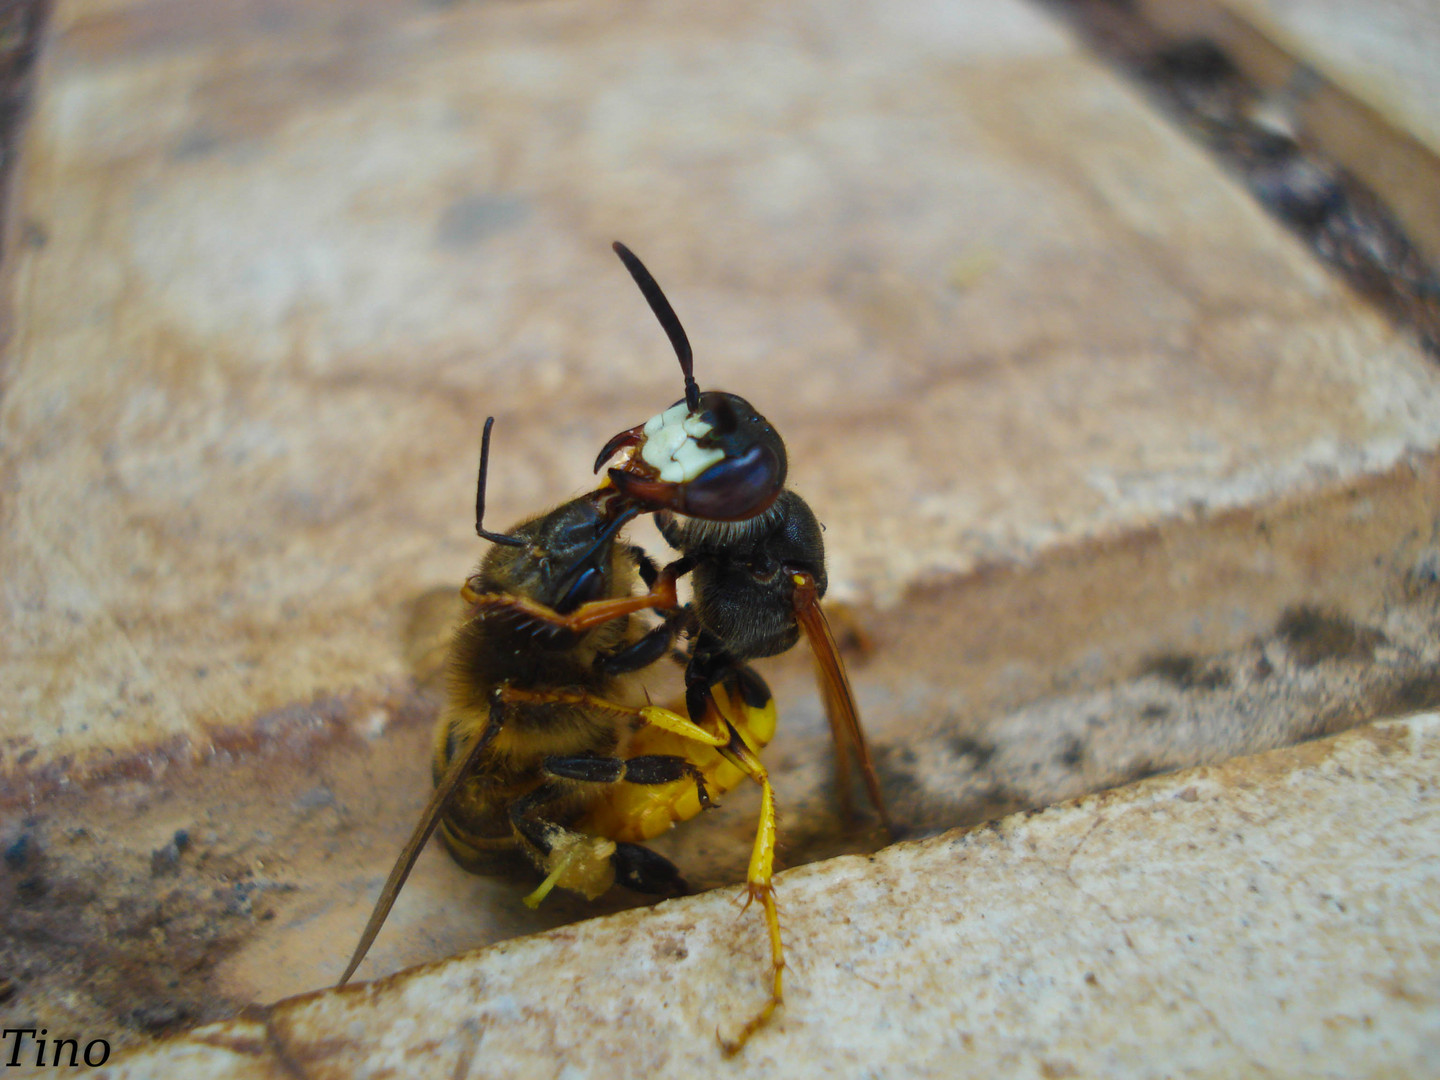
[
  {"left": 5, "top": 459, "right": 1439, "bottom": 1053},
  {"left": 3, "top": 0, "right": 1435, "bottom": 781},
  {"left": 1218, "top": 0, "right": 1440, "bottom": 157},
  {"left": 91, "top": 713, "right": 1440, "bottom": 1078},
  {"left": 1133, "top": 0, "right": 1440, "bottom": 268}
]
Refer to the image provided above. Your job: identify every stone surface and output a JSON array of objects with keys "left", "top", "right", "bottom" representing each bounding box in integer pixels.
[
  {"left": 1132, "top": 0, "right": 1440, "bottom": 268},
  {"left": 91, "top": 714, "right": 1440, "bottom": 1078},
  {"left": 4, "top": 0, "right": 1439, "bottom": 1068},
  {"left": 1219, "top": 0, "right": 1440, "bottom": 156},
  {"left": 3, "top": 0, "right": 1437, "bottom": 778}
]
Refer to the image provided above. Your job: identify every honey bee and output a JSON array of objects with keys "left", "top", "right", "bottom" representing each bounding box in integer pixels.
[{"left": 337, "top": 417, "right": 780, "bottom": 1028}]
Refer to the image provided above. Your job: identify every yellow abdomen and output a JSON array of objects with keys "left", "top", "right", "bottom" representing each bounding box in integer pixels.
[{"left": 579, "top": 674, "right": 777, "bottom": 843}]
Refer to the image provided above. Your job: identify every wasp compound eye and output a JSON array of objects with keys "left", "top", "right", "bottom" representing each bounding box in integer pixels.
[{"left": 672, "top": 441, "right": 785, "bottom": 520}]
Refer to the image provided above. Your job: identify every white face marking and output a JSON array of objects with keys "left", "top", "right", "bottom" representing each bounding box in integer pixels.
[{"left": 639, "top": 402, "right": 724, "bottom": 483}]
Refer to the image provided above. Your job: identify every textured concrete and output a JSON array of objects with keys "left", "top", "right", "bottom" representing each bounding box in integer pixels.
[
  {"left": 3, "top": 0, "right": 1436, "bottom": 777},
  {"left": 3, "top": 0, "right": 1438, "bottom": 1068},
  {"left": 1133, "top": 0, "right": 1440, "bottom": 267},
  {"left": 91, "top": 714, "right": 1440, "bottom": 1078},
  {"left": 1220, "top": 0, "right": 1440, "bottom": 155}
]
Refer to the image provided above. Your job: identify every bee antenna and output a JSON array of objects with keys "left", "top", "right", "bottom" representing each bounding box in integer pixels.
[
  {"left": 612, "top": 241, "right": 700, "bottom": 413},
  {"left": 475, "top": 417, "right": 525, "bottom": 548}
]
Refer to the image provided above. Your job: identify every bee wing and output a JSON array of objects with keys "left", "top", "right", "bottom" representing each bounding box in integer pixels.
[
  {"left": 337, "top": 713, "right": 504, "bottom": 986},
  {"left": 791, "top": 576, "right": 893, "bottom": 836}
]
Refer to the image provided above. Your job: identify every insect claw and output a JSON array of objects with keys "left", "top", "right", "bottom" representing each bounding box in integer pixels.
[{"left": 718, "top": 1027, "right": 742, "bottom": 1058}]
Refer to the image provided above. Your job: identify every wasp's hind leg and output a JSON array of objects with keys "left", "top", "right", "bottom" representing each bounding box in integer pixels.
[
  {"left": 711, "top": 718, "right": 784, "bottom": 1056},
  {"left": 632, "top": 691, "right": 789, "bottom": 1053}
]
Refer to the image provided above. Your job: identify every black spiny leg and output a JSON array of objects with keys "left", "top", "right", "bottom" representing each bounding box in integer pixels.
[
  {"left": 508, "top": 782, "right": 568, "bottom": 859},
  {"left": 612, "top": 842, "right": 689, "bottom": 896},
  {"left": 629, "top": 544, "right": 661, "bottom": 588},
  {"left": 542, "top": 753, "right": 712, "bottom": 809},
  {"left": 684, "top": 630, "right": 737, "bottom": 726},
  {"left": 594, "top": 608, "right": 693, "bottom": 677}
]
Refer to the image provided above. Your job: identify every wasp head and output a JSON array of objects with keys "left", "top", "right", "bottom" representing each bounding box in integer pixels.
[
  {"left": 602, "top": 241, "right": 788, "bottom": 522},
  {"left": 595, "top": 391, "right": 787, "bottom": 521}
]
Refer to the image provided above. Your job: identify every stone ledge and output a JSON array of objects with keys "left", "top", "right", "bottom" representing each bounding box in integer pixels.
[{"left": 95, "top": 713, "right": 1440, "bottom": 1079}]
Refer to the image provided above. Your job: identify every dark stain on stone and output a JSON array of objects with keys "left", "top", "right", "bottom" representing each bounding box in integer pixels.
[
  {"left": 1123, "top": 759, "right": 1168, "bottom": 785},
  {"left": 1382, "top": 668, "right": 1440, "bottom": 716},
  {"left": 1041, "top": 3, "right": 1440, "bottom": 352},
  {"left": 0, "top": 0, "right": 50, "bottom": 258},
  {"left": 1140, "top": 653, "right": 1230, "bottom": 690},
  {"left": 171, "top": 127, "right": 223, "bottom": 160},
  {"left": 1404, "top": 549, "right": 1440, "bottom": 596},
  {"left": 973, "top": 783, "right": 1030, "bottom": 823},
  {"left": 1139, "top": 702, "right": 1171, "bottom": 722},
  {"left": 4, "top": 831, "right": 36, "bottom": 869},
  {"left": 150, "top": 829, "right": 191, "bottom": 878},
  {"left": 946, "top": 735, "right": 997, "bottom": 769},
  {"left": 129, "top": 1001, "right": 192, "bottom": 1035},
  {"left": 1057, "top": 737, "right": 1085, "bottom": 768},
  {"left": 1276, "top": 606, "right": 1387, "bottom": 667}
]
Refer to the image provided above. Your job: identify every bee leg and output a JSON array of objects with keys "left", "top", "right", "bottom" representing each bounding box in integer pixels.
[
  {"left": 539, "top": 753, "right": 710, "bottom": 898},
  {"left": 593, "top": 608, "right": 693, "bottom": 677},
  {"left": 508, "top": 784, "right": 618, "bottom": 906},
  {"left": 711, "top": 719, "right": 784, "bottom": 1056},
  {"left": 543, "top": 753, "right": 713, "bottom": 811},
  {"left": 627, "top": 544, "right": 661, "bottom": 588},
  {"left": 611, "top": 842, "right": 689, "bottom": 896}
]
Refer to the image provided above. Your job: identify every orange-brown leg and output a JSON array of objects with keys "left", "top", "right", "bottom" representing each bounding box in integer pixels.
[{"left": 460, "top": 561, "right": 687, "bottom": 631}]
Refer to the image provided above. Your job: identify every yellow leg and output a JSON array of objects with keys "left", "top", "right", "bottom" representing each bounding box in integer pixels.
[
  {"left": 522, "top": 846, "right": 578, "bottom": 909},
  {"left": 513, "top": 690, "right": 783, "bottom": 1049},
  {"left": 713, "top": 725, "right": 784, "bottom": 1056},
  {"left": 638, "top": 704, "right": 728, "bottom": 747}
]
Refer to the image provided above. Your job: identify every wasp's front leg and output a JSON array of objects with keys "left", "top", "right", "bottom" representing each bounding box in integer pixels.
[{"left": 461, "top": 556, "right": 694, "bottom": 635}]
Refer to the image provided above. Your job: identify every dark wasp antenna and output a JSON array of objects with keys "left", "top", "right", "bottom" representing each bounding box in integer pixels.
[{"left": 612, "top": 241, "right": 701, "bottom": 413}]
